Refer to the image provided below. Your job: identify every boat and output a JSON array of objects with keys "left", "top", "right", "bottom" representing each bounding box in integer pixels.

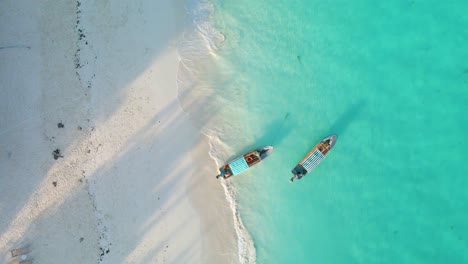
[
  {"left": 216, "top": 146, "right": 274, "bottom": 179},
  {"left": 290, "top": 135, "right": 337, "bottom": 182}
]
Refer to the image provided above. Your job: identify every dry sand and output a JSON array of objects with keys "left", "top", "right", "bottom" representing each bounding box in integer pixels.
[{"left": 0, "top": 0, "right": 237, "bottom": 263}]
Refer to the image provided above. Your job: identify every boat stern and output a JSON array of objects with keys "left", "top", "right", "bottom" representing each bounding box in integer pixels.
[{"left": 291, "top": 164, "right": 307, "bottom": 181}]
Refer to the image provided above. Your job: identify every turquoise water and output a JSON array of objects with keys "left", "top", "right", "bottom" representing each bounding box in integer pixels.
[{"left": 180, "top": 0, "right": 468, "bottom": 263}]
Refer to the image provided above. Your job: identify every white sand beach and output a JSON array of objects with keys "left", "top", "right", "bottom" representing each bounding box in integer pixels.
[{"left": 0, "top": 0, "right": 237, "bottom": 263}]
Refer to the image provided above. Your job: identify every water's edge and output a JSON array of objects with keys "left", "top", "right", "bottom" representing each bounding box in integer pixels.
[{"left": 176, "top": 0, "right": 256, "bottom": 263}]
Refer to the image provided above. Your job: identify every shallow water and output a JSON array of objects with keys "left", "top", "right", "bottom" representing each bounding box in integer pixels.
[{"left": 180, "top": 0, "right": 468, "bottom": 263}]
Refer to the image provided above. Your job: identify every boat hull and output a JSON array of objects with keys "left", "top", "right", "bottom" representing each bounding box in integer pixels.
[
  {"left": 217, "top": 145, "right": 274, "bottom": 179},
  {"left": 290, "top": 135, "right": 337, "bottom": 181}
]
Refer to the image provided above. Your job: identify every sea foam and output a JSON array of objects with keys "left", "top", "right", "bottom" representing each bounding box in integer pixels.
[{"left": 176, "top": 0, "right": 256, "bottom": 263}]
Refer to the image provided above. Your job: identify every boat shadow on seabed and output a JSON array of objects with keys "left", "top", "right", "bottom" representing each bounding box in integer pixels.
[
  {"left": 290, "top": 100, "right": 366, "bottom": 182},
  {"left": 216, "top": 113, "right": 292, "bottom": 179}
]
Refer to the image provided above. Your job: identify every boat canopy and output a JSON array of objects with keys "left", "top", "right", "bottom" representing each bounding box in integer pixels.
[
  {"left": 301, "top": 149, "right": 325, "bottom": 172},
  {"left": 229, "top": 156, "right": 249, "bottom": 175}
]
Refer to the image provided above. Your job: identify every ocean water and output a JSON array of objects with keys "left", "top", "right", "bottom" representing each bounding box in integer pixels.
[{"left": 178, "top": 0, "right": 468, "bottom": 263}]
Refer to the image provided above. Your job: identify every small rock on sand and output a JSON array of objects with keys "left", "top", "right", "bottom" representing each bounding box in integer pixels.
[{"left": 53, "top": 149, "right": 63, "bottom": 160}]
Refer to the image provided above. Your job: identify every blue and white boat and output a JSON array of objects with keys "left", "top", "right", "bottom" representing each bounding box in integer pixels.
[
  {"left": 290, "top": 135, "right": 337, "bottom": 182},
  {"left": 216, "top": 146, "right": 274, "bottom": 179}
]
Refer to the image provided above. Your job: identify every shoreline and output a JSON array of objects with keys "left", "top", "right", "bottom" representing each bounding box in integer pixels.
[
  {"left": 175, "top": 0, "right": 257, "bottom": 262},
  {"left": 1, "top": 0, "right": 237, "bottom": 263}
]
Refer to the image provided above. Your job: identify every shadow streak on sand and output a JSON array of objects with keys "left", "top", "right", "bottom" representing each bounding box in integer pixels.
[
  {"left": 1, "top": 90, "right": 231, "bottom": 263},
  {"left": 0, "top": 0, "right": 236, "bottom": 263}
]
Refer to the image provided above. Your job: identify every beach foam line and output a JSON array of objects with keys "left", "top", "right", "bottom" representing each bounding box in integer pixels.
[
  {"left": 206, "top": 133, "right": 256, "bottom": 264},
  {"left": 176, "top": 0, "right": 257, "bottom": 262}
]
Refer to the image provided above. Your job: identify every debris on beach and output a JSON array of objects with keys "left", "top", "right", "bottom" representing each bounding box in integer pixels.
[
  {"left": 0, "top": 45, "right": 31, "bottom": 50},
  {"left": 79, "top": 171, "right": 87, "bottom": 183},
  {"left": 10, "top": 245, "right": 30, "bottom": 259},
  {"left": 53, "top": 148, "right": 64, "bottom": 160},
  {"left": 99, "top": 246, "right": 111, "bottom": 260},
  {"left": 77, "top": 126, "right": 82, "bottom": 130},
  {"left": 80, "top": 237, "right": 84, "bottom": 242},
  {"left": 52, "top": 181, "right": 57, "bottom": 187},
  {"left": 57, "top": 121, "right": 65, "bottom": 128}
]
